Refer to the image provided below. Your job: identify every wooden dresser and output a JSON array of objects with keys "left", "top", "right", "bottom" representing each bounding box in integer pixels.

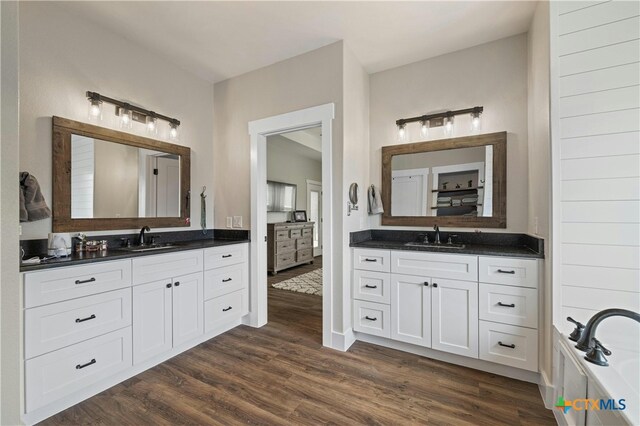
[{"left": 267, "top": 222, "right": 315, "bottom": 274}]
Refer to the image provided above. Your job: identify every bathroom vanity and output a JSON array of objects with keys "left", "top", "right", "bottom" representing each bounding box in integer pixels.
[
  {"left": 20, "top": 239, "right": 249, "bottom": 424},
  {"left": 350, "top": 230, "right": 544, "bottom": 380}
]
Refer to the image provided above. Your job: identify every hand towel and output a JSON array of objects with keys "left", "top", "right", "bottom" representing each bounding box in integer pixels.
[
  {"left": 20, "top": 172, "right": 51, "bottom": 222},
  {"left": 368, "top": 185, "right": 384, "bottom": 215}
]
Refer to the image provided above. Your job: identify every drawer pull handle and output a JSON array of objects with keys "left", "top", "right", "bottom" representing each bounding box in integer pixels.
[
  {"left": 76, "top": 359, "right": 96, "bottom": 369},
  {"left": 364, "top": 284, "right": 377, "bottom": 289},
  {"left": 222, "top": 306, "right": 233, "bottom": 312},
  {"left": 497, "top": 302, "right": 515, "bottom": 308},
  {"left": 75, "top": 314, "right": 96, "bottom": 323},
  {"left": 364, "top": 258, "right": 377, "bottom": 262},
  {"left": 498, "top": 341, "right": 516, "bottom": 349},
  {"left": 174, "top": 282, "right": 180, "bottom": 287},
  {"left": 75, "top": 277, "right": 96, "bottom": 285},
  {"left": 222, "top": 278, "right": 233, "bottom": 282},
  {"left": 497, "top": 269, "right": 515, "bottom": 274},
  {"left": 222, "top": 254, "right": 232, "bottom": 258},
  {"left": 364, "top": 316, "right": 377, "bottom": 321}
]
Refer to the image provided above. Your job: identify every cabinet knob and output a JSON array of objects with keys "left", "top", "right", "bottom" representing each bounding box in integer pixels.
[
  {"left": 174, "top": 282, "right": 180, "bottom": 287},
  {"left": 166, "top": 283, "right": 172, "bottom": 288},
  {"left": 423, "top": 282, "right": 429, "bottom": 286},
  {"left": 432, "top": 283, "right": 438, "bottom": 288}
]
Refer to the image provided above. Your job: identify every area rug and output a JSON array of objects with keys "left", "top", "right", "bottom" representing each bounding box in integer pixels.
[{"left": 272, "top": 269, "right": 322, "bottom": 296}]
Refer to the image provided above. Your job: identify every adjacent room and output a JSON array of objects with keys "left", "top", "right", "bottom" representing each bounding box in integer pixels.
[{"left": 1, "top": 1, "right": 638, "bottom": 425}]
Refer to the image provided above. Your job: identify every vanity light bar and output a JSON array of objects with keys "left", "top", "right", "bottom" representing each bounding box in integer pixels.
[
  {"left": 396, "top": 106, "right": 482, "bottom": 128},
  {"left": 86, "top": 91, "right": 180, "bottom": 128}
]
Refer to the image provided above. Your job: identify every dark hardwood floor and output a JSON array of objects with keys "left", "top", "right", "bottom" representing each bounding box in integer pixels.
[{"left": 41, "top": 256, "right": 555, "bottom": 425}]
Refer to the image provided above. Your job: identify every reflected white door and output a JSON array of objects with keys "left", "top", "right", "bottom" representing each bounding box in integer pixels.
[
  {"left": 391, "top": 168, "right": 429, "bottom": 216},
  {"left": 306, "top": 180, "right": 322, "bottom": 257},
  {"left": 156, "top": 156, "right": 180, "bottom": 217}
]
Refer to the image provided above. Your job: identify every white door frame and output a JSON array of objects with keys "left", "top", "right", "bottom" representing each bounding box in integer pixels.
[
  {"left": 306, "top": 179, "right": 322, "bottom": 256},
  {"left": 248, "top": 103, "right": 335, "bottom": 348}
]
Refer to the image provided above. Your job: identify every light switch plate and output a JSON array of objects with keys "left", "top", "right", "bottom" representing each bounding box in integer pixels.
[
  {"left": 226, "top": 217, "right": 233, "bottom": 228},
  {"left": 233, "top": 216, "right": 242, "bottom": 228}
]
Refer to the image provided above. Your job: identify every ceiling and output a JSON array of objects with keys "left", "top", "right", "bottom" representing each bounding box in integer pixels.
[
  {"left": 61, "top": 1, "right": 537, "bottom": 83},
  {"left": 268, "top": 131, "right": 322, "bottom": 162}
]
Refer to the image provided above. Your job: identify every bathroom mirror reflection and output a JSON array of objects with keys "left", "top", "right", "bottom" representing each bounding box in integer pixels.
[
  {"left": 71, "top": 135, "right": 181, "bottom": 219},
  {"left": 52, "top": 116, "right": 191, "bottom": 232},
  {"left": 381, "top": 132, "right": 506, "bottom": 228}
]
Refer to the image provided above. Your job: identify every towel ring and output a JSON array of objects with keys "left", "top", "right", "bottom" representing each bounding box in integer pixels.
[{"left": 349, "top": 183, "right": 359, "bottom": 205}]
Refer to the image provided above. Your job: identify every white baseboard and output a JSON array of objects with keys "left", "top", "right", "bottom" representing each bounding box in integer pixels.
[
  {"left": 330, "top": 328, "right": 356, "bottom": 352},
  {"left": 539, "top": 369, "right": 555, "bottom": 409},
  {"left": 356, "top": 332, "right": 540, "bottom": 384}
]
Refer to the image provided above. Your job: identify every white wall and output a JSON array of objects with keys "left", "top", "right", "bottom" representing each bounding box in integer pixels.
[
  {"left": 551, "top": 0, "right": 640, "bottom": 351},
  {"left": 214, "top": 41, "right": 348, "bottom": 333},
  {"left": 527, "top": 0, "right": 552, "bottom": 380},
  {"left": 266, "top": 135, "right": 322, "bottom": 223},
  {"left": 369, "top": 34, "right": 530, "bottom": 232},
  {"left": 19, "top": 2, "right": 214, "bottom": 239},
  {"left": 341, "top": 44, "right": 371, "bottom": 333},
  {"left": 1, "top": 2, "right": 22, "bottom": 423}
]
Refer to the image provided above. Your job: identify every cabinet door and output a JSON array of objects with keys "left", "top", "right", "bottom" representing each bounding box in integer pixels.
[
  {"left": 172, "top": 272, "right": 204, "bottom": 347},
  {"left": 431, "top": 278, "right": 478, "bottom": 358},
  {"left": 390, "top": 274, "right": 431, "bottom": 347},
  {"left": 133, "top": 280, "right": 172, "bottom": 364}
]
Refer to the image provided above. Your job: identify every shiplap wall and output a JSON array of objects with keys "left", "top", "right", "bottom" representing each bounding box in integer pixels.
[
  {"left": 553, "top": 0, "right": 640, "bottom": 351},
  {"left": 70, "top": 136, "right": 94, "bottom": 219}
]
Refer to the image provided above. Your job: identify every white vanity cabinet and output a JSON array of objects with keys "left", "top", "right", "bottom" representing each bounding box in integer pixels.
[
  {"left": 132, "top": 252, "right": 204, "bottom": 364},
  {"left": 353, "top": 248, "right": 541, "bottom": 374}
]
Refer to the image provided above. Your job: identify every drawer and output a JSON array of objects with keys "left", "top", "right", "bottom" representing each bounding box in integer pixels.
[
  {"left": 353, "top": 249, "right": 391, "bottom": 273},
  {"left": 204, "top": 243, "right": 248, "bottom": 270},
  {"left": 25, "top": 288, "right": 132, "bottom": 359},
  {"left": 479, "top": 283, "right": 538, "bottom": 329},
  {"left": 297, "top": 248, "right": 313, "bottom": 263},
  {"left": 479, "top": 321, "right": 538, "bottom": 372},
  {"left": 204, "top": 289, "right": 247, "bottom": 332},
  {"left": 25, "top": 260, "right": 132, "bottom": 308},
  {"left": 276, "top": 239, "right": 295, "bottom": 253},
  {"left": 296, "top": 238, "right": 312, "bottom": 250},
  {"left": 133, "top": 250, "right": 203, "bottom": 285},
  {"left": 276, "top": 251, "right": 296, "bottom": 267},
  {"left": 290, "top": 229, "right": 302, "bottom": 238},
  {"left": 478, "top": 257, "right": 538, "bottom": 288},
  {"left": 25, "top": 327, "right": 132, "bottom": 412},
  {"left": 204, "top": 263, "right": 247, "bottom": 300},
  {"left": 353, "top": 270, "right": 391, "bottom": 304},
  {"left": 391, "top": 251, "right": 478, "bottom": 282},
  {"left": 276, "top": 230, "right": 290, "bottom": 240},
  {"left": 353, "top": 300, "right": 391, "bottom": 338},
  {"left": 302, "top": 227, "right": 313, "bottom": 237}
]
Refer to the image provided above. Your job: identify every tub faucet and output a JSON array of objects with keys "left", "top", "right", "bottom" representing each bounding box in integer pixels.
[
  {"left": 138, "top": 226, "right": 151, "bottom": 246},
  {"left": 574, "top": 308, "right": 640, "bottom": 366},
  {"left": 433, "top": 225, "right": 441, "bottom": 244}
]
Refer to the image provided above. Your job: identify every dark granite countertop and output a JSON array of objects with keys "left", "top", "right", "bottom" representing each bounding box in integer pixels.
[
  {"left": 350, "top": 229, "right": 543, "bottom": 259},
  {"left": 20, "top": 229, "right": 250, "bottom": 272}
]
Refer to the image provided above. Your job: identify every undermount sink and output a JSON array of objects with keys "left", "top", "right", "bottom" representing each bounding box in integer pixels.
[
  {"left": 404, "top": 242, "right": 466, "bottom": 249},
  {"left": 117, "top": 243, "right": 177, "bottom": 252}
]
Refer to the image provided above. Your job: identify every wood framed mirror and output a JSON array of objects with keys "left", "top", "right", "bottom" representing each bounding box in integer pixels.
[
  {"left": 52, "top": 116, "right": 191, "bottom": 232},
  {"left": 381, "top": 131, "right": 506, "bottom": 228}
]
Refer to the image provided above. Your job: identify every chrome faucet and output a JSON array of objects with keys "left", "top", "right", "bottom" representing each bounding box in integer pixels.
[
  {"left": 572, "top": 308, "right": 640, "bottom": 366},
  {"left": 138, "top": 226, "right": 151, "bottom": 246},
  {"left": 433, "top": 224, "right": 441, "bottom": 244}
]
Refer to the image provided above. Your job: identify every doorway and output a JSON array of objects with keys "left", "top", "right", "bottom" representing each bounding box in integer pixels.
[{"left": 248, "top": 103, "right": 335, "bottom": 348}]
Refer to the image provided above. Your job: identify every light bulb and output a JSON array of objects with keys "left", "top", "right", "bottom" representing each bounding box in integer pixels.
[
  {"left": 146, "top": 115, "right": 158, "bottom": 135},
  {"left": 119, "top": 106, "right": 133, "bottom": 129},
  {"left": 88, "top": 99, "right": 103, "bottom": 121},
  {"left": 471, "top": 111, "right": 482, "bottom": 133},
  {"left": 397, "top": 123, "right": 408, "bottom": 142},
  {"left": 444, "top": 116, "right": 454, "bottom": 137},
  {"left": 420, "top": 120, "right": 429, "bottom": 139},
  {"left": 169, "top": 122, "right": 179, "bottom": 141}
]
